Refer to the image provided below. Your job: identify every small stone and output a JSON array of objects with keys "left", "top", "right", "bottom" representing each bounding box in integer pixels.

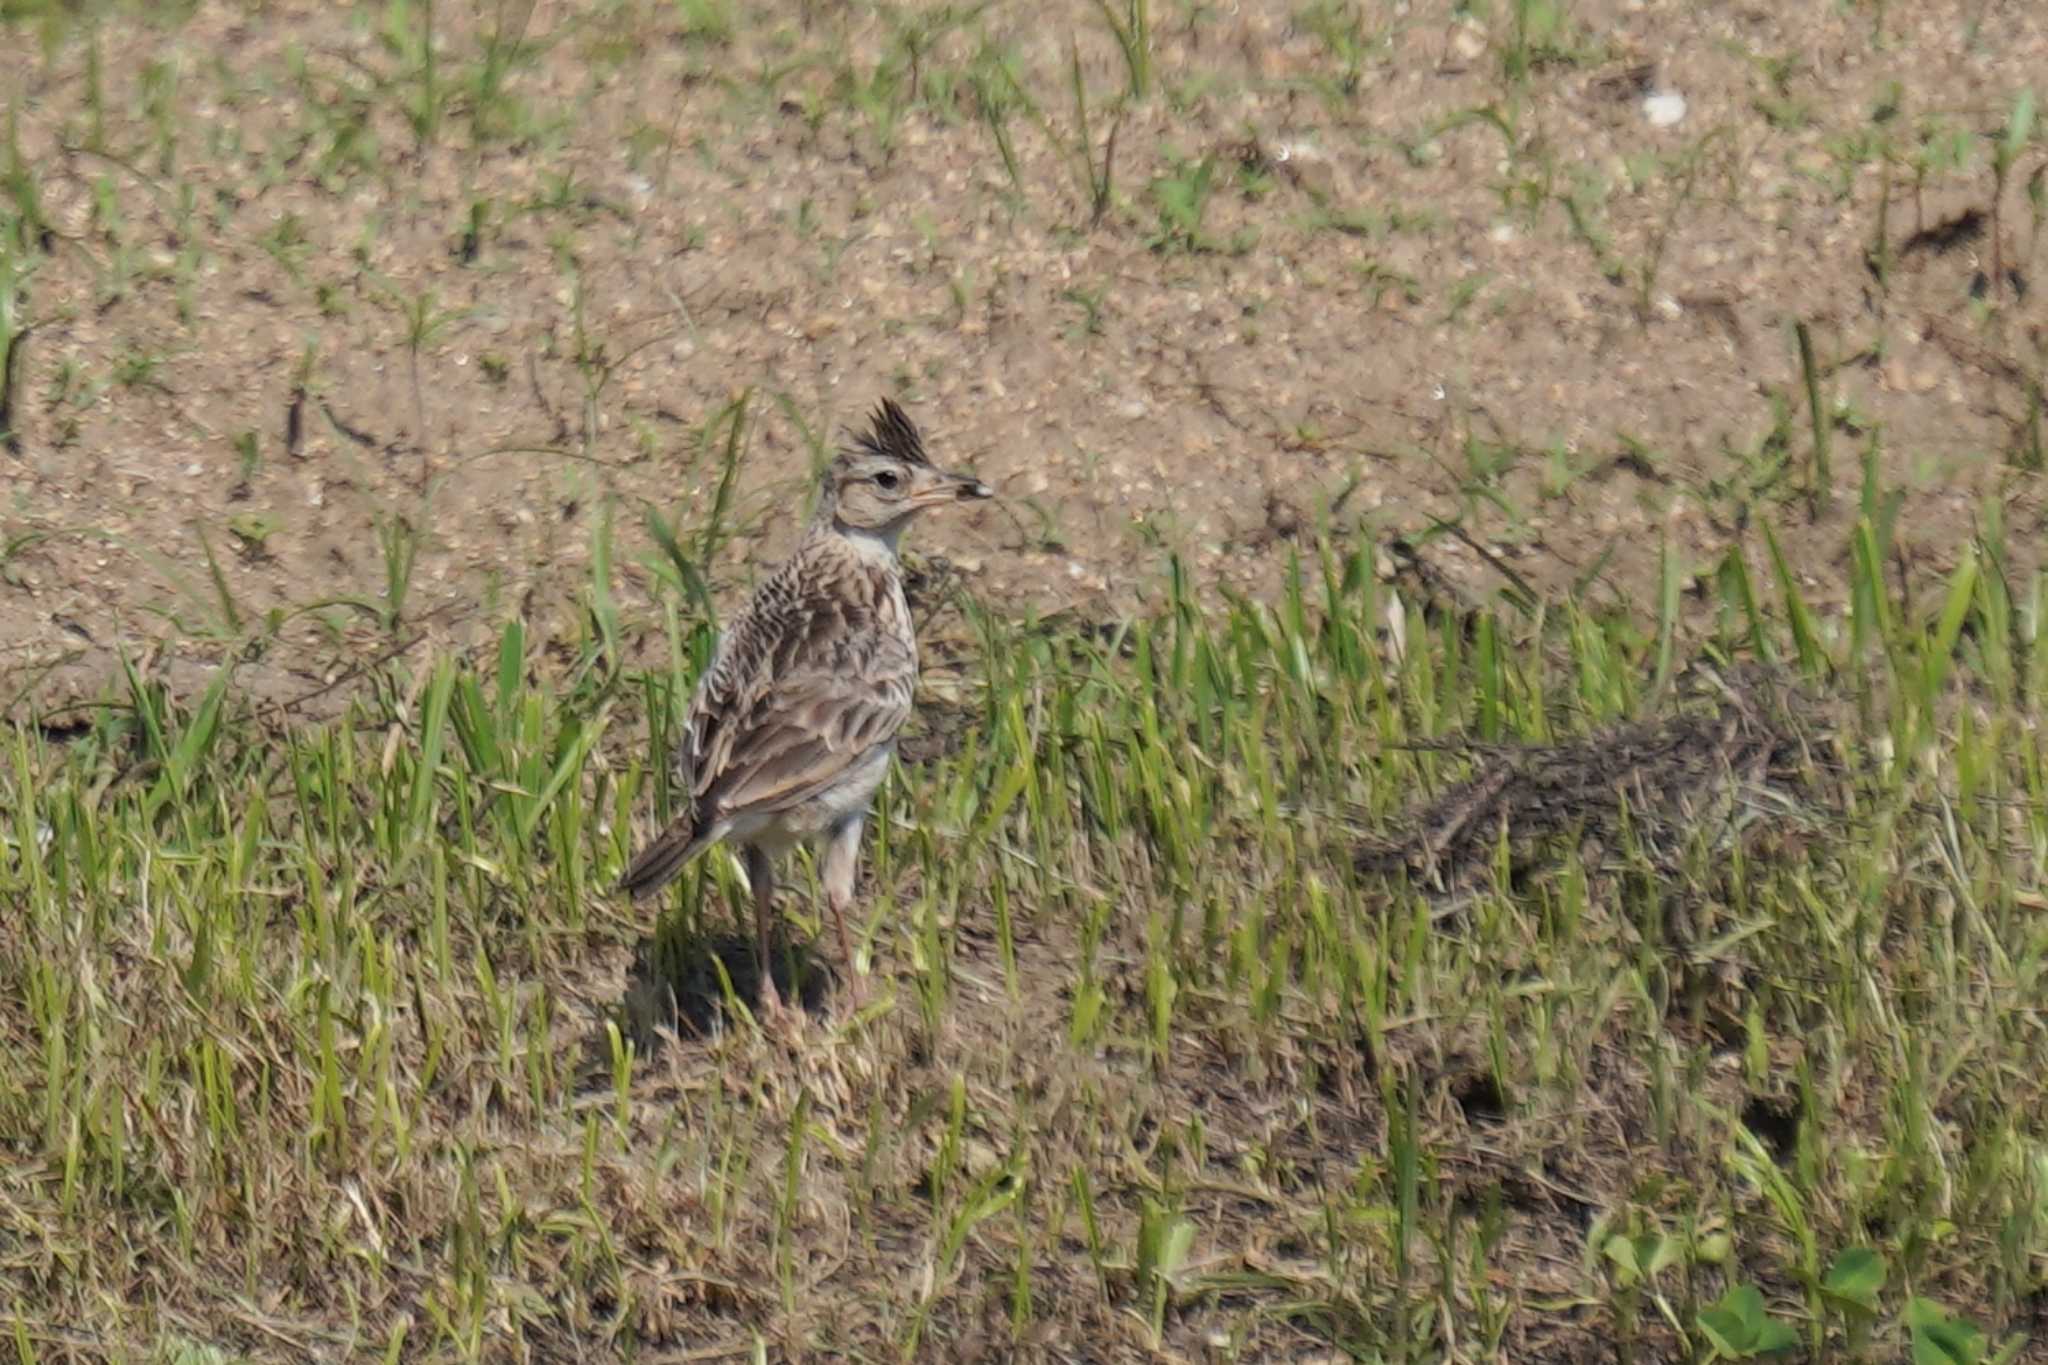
[{"left": 1643, "top": 90, "right": 1688, "bottom": 127}]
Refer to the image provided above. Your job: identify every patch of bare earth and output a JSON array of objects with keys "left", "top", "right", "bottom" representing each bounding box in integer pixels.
[{"left": 2, "top": 0, "right": 2045, "bottom": 722}]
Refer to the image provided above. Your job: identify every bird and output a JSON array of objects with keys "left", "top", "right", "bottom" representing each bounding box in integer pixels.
[{"left": 619, "top": 397, "right": 993, "bottom": 1019}]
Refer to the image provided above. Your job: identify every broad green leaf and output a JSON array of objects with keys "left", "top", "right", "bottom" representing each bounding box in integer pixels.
[
  {"left": 1752, "top": 1317, "right": 1800, "bottom": 1354},
  {"left": 1699, "top": 1283, "right": 1767, "bottom": 1355},
  {"left": 1909, "top": 1298, "right": 1985, "bottom": 1365},
  {"left": 1602, "top": 1232, "right": 1640, "bottom": 1281},
  {"left": 1698, "top": 1283, "right": 1796, "bottom": 1358},
  {"left": 1642, "top": 1232, "right": 1681, "bottom": 1279},
  {"left": 1698, "top": 1308, "right": 1752, "bottom": 1356},
  {"left": 1821, "top": 1246, "right": 1885, "bottom": 1312}
]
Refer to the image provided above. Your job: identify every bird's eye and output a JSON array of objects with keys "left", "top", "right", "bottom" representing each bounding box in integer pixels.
[{"left": 874, "top": 469, "right": 901, "bottom": 491}]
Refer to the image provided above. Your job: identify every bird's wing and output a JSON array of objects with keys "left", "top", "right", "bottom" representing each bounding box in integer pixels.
[
  {"left": 704, "top": 661, "right": 913, "bottom": 815},
  {"left": 622, "top": 550, "right": 914, "bottom": 902},
  {"left": 681, "top": 557, "right": 915, "bottom": 825}
]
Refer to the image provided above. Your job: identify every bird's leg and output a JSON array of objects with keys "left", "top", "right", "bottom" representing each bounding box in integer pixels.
[
  {"left": 821, "top": 814, "right": 867, "bottom": 1006},
  {"left": 743, "top": 844, "right": 784, "bottom": 1018}
]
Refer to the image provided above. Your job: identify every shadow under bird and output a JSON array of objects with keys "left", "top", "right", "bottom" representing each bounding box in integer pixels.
[{"left": 619, "top": 398, "right": 993, "bottom": 1018}]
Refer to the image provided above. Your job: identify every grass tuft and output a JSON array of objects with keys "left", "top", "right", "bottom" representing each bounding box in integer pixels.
[{"left": 4, "top": 506, "right": 2046, "bottom": 1357}]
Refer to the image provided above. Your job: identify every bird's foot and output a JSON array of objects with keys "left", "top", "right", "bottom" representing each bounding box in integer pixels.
[
  {"left": 754, "top": 967, "right": 808, "bottom": 1041},
  {"left": 828, "top": 900, "right": 866, "bottom": 1015},
  {"left": 755, "top": 965, "right": 785, "bottom": 1017}
]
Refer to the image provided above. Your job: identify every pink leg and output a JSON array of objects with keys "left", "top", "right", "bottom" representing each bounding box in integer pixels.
[
  {"left": 743, "top": 845, "right": 784, "bottom": 1017},
  {"left": 822, "top": 815, "right": 868, "bottom": 1006}
]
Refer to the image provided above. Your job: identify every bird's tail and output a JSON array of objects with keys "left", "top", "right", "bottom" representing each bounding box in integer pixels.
[{"left": 618, "top": 816, "right": 708, "bottom": 901}]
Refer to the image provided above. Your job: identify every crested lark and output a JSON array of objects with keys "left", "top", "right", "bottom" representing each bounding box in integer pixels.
[{"left": 619, "top": 398, "right": 992, "bottom": 1016}]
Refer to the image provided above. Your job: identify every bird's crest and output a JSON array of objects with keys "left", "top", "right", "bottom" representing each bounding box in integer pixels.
[{"left": 852, "top": 398, "right": 931, "bottom": 466}]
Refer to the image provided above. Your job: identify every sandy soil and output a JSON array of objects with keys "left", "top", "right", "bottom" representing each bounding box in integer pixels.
[{"left": 1, "top": 0, "right": 2044, "bottom": 719}]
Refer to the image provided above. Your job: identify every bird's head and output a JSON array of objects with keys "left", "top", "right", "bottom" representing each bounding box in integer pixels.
[{"left": 820, "top": 398, "right": 993, "bottom": 536}]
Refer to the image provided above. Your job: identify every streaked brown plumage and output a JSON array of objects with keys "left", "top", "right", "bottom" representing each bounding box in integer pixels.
[{"left": 620, "top": 398, "right": 991, "bottom": 1016}]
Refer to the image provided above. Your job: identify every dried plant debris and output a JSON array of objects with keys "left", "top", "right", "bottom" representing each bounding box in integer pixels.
[
  {"left": 1899, "top": 207, "right": 1985, "bottom": 258},
  {"left": 1585, "top": 61, "right": 1657, "bottom": 103},
  {"left": 1357, "top": 664, "right": 1837, "bottom": 894}
]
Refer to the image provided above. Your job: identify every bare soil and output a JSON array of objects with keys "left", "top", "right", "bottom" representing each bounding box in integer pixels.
[{"left": 3, "top": 0, "right": 2046, "bottom": 722}]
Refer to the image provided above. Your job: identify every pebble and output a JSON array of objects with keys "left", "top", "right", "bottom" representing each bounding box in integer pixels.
[{"left": 1643, "top": 90, "right": 1688, "bottom": 128}]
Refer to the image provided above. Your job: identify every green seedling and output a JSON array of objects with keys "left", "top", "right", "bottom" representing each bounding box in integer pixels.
[{"left": 1696, "top": 1283, "right": 1798, "bottom": 1360}]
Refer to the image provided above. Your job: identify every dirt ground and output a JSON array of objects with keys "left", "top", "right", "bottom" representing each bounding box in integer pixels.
[{"left": 2, "top": 0, "right": 2045, "bottom": 719}]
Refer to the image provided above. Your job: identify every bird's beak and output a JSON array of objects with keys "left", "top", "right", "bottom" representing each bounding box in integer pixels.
[{"left": 915, "top": 469, "right": 995, "bottom": 507}]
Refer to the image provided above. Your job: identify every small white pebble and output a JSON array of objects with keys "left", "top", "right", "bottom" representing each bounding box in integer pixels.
[
  {"left": 1117, "top": 398, "right": 1148, "bottom": 420},
  {"left": 1489, "top": 221, "right": 1516, "bottom": 244},
  {"left": 1643, "top": 90, "right": 1688, "bottom": 128}
]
